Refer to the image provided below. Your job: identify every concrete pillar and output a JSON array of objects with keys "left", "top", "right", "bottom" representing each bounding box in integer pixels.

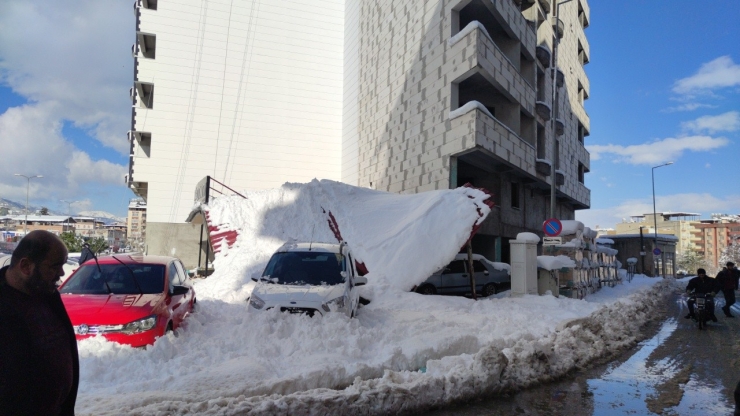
[{"left": 510, "top": 233, "right": 539, "bottom": 296}]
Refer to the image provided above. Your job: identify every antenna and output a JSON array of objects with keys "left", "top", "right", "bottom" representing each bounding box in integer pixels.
[{"left": 309, "top": 223, "right": 316, "bottom": 251}]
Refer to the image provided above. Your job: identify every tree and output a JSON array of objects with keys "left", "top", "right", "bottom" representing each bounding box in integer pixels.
[
  {"left": 676, "top": 249, "right": 708, "bottom": 274},
  {"left": 720, "top": 239, "right": 740, "bottom": 266},
  {"left": 86, "top": 237, "right": 109, "bottom": 254},
  {"left": 39, "top": 207, "right": 49, "bottom": 215},
  {"left": 60, "top": 232, "right": 84, "bottom": 253}
]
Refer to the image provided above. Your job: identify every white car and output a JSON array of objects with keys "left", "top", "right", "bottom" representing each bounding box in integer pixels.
[{"left": 248, "top": 242, "right": 367, "bottom": 317}]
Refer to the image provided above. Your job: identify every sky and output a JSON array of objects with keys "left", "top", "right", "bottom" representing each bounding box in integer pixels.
[
  {"left": 0, "top": 0, "right": 738, "bottom": 225},
  {"left": 68, "top": 180, "right": 718, "bottom": 414}
]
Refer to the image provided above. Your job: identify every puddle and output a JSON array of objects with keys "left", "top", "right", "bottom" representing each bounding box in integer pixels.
[{"left": 666, "top": 375, "right": 736, "bottom": 415}]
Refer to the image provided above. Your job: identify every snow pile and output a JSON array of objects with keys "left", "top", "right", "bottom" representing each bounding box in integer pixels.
[
  {"left": 560, "top": 220, "right": 584, "bottom": 236},
  {"left": 515, "top": 232, "right": 540, "bottom": 243},
  {"left": 449, "top": 100, "right": 494, "bottom": 120},
  {"left": 448, "top": 21, "right": 492, "bottom": 46},
  {"left": 538, "top": 255, "right": 577, "bottom": 270},
  {"left": 71, "top": 180, "right": 677, "bottom": 415},
  {"left": 196, "top": 179, "right": 491, "bottom": 298}
]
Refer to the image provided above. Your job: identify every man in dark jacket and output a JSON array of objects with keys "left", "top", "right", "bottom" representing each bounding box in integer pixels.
[
  {"left": 685, "top": 268, "right": 721, "bottom": 321},
  {"left": 716, "top": 261, "right": 739, "bottom": 317},
  {"left": 0, "top": 230, "right": 79, "bottom": 415}
]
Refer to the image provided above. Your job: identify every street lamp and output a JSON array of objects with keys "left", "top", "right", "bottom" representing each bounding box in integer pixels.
[
  {"left": 651, "top": 162, "right": 673, "bottom": 276},
  {"left": 60, "top": 199, "right": 80, "bottom": 233},
  {"left": 14, "top": 174, "right": 43, "bottom": 235},
  {"left": 550, "top": 0, "right": 573, "bottom": 219}
]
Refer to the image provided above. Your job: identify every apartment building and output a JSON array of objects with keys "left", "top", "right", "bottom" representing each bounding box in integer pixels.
[
  {"left": 615, "top": 212, "right": 701, "bottom": 256},
  {"left": 127, "top": 198, "right": 147, "bottom": 249},
  {"left": 343, "top": 0, "right": 591, "bottom": 261},
  {"left": 692, "top": 215, "right": 740, "bottom": 270},
  {"left": 128, "top": 0, "right": 592, "bottom": 266},
  {"left": 127, "top": 0, "right": 345, "bottom": 263}
]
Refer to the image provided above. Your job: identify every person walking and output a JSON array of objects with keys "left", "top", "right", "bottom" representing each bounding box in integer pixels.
[
  {"left": 716, "top": 261, "right": 740, "bottom": 317},
  {"left": 0, "top": 230, "right": 79, "bottom": 415}
]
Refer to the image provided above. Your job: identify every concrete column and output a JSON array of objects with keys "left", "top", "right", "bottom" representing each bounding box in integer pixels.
[{"left": 510, "top": 233, "right": 539, "bottom": 296}]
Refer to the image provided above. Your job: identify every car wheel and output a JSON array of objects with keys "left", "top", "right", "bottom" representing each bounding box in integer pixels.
[
  {"left": 483, "top": 283, "right": 498, "bottom": 297},
  {"left": 416, "top": 284, "right": 437, "bottom": 295}
]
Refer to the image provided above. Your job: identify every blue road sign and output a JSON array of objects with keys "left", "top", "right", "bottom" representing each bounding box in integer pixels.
[
  {"left": 543, "top": 218, "right": 563, "bottom": 237},
  {"left": 653, "top": 248, "right": 662, "bottom": 256}
]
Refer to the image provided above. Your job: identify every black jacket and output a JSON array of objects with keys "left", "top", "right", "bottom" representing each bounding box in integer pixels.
[
  {"left": 0, "top": 266, "right": 79, "bottom": 415},
  {"left": 686, "top": 275, "right": 721, "bottom": 295},
  {"left": 716, "top": 267, "right": 740, "bottom": 291}
]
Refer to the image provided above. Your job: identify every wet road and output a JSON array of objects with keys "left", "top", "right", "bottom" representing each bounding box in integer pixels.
[{"left": 426, "top": 290, "right": 740, "bottom": 415}]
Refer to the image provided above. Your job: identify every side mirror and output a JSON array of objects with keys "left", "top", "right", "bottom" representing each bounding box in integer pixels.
[
  {"left": 340, "top": 271, "right": 348, "bottom": 279},
  {"left": 354, "top": 276, "right": 368, "bottom": 287},
  {"left": 171, "top": 285, "right": 189, "bottom": 296}
]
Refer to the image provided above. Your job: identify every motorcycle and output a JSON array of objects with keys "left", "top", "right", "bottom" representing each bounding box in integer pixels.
[{"left": 689, "top": 293, "right": 715, "bottom": 330}]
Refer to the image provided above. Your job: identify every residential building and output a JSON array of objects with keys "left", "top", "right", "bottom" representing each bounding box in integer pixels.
[
  {"left": 614, "top": 212, "right": 701, "bottom": 256},
  {"left": 127, "top": 198, "right": 147, "bottom": 249},
  {"left": 691, "top": 214, "right": 740, "bottom": 271},
  {"left": 101, "top": 223, "right": 128, "bottom": 251},
  {"left": 129, "top": 0, "right": 592, "bottom": 266},
  {"left": 342, "top": 0, "right": 592, "bottom": 262},
  {"left": 127, "top": 0, "right": 345, "bottom": 265},
  {"left": 8, "top": 215, "right": 76, "bottom": 235}
]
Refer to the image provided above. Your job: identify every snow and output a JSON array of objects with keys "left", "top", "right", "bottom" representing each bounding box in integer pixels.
[
  {"left": 596, "top": 237, "right": 615, "bottom": 244},
  {"left": 515, "top": 232, "right": 540, "bottom": 243},
  {"left": 72, "top": 180, "right": 677, "bottom": 415},
  {"left": 537, "top": 255, "right": 577, "bottom": 270},
  {"left": 560, "top": 220, "right": 584, "bottom": 236},
  {"left": 448, "top": 21, "right": 492, "bottom": 47},
  {"left": 449, "top": 100, "right": 494, "bottom": 120}
]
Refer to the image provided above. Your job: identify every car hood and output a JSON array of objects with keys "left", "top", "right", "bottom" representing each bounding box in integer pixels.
[
  {"left": 61, "top": 293, "right": 165, "bottom": 325},
  {"left": 252, "top": 283, "right": 344, "bottom": 303}
]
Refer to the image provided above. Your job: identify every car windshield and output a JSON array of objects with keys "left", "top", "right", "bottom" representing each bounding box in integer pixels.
[
  {"left": 59, "top": 264, "right": 166, "bottom": 295},
  {"left": 262, "top": 251, "right": 345, "bottom": 286}
]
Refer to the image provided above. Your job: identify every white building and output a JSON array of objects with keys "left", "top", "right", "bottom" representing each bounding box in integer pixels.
[{"left": 128, "top": 0, "right": 345, "bottom": 262}]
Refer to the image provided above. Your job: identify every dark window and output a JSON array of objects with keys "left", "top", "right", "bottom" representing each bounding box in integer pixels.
[
  {"left": 511, "top": 182, "right": 520, "bottom": 209},
  {"left": 443, "top": 261, "right": 467, "bottom": 274},
  {"left": 168, "top": 263, "right": 181, "bottom": 288},
  {"left": 472, "top": 261, "right": 487, "bottom": 272},
  {"left": 262, "top": 252, "right": 345, "bottom": 286}
]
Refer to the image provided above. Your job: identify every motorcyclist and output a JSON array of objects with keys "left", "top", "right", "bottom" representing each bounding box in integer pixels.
[{"left": 685, "top": 268, "right": 720, "bottom": 321}]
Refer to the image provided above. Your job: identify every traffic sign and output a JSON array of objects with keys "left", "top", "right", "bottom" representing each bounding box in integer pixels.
[
  {"left": 543, "top": 237, "right": 562, "bottom": 246},
  {"left": 543, "top": 218, "right": 563, "bottom": 237},
  {"left": 653, "top": 248, "right": 662, "bottom": 256}
]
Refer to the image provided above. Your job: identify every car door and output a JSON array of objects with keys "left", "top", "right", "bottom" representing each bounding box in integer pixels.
[
  {"left": 471, "top": 260, "right": 490, "bottom": 291},
  {"left": 440, "top": 260, "right": 468, "bottom": 294}
]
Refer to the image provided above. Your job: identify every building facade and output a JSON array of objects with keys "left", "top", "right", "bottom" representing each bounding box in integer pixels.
[
  {"left": 692, "top": 216, "right": 740, "bottom": 271},
  {"left": 127, "top": 198, "right": 147, "bottom": 250},
  {"left": 343, "top": 0, "right": 591, "bottom": 261},
  {"left": 615, "top": 212, "right": 701, "bottom": 256},
  {"left": 129, "top": 0, "right": 592, "bottom": 266},
  {"left": 128, "top": 0, "right": 345, "bottom": 264}
]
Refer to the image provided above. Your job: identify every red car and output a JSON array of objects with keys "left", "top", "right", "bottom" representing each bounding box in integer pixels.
[{"left": 59, "top": 255, "right": 196, "bottom": 347}]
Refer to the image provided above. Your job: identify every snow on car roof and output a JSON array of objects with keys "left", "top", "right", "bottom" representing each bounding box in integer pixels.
[{"left": 277, "top": 242, "right": 341, "bottom": 253}]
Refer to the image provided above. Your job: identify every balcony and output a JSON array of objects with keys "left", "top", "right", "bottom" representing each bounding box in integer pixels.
[
  {"left": 555, "top": 118, "right": 564, "bottom": 136},
  {"left": 555, "top": 68, "right": 564, "bottom": 87},
  {"left": 536, "top": 44, "right": 551, "bottom": 67},
  {"left": 536, "top": 159, "right": 552, "bottom": 176},
  {"left": 536, "top": 101, "right": 551, "bottom": 120}
]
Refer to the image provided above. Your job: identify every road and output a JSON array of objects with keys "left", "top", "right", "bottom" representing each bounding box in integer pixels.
[{"left": 425, "top": 288, "right": 740, "bottom": 415}]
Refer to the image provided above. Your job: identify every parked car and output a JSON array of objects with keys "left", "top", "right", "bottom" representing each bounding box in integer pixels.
[
  {"left": 415, "top": 253, "right": 510, "bottom": 297},
  {"left": 59, "top": 255, "right": 196, "bottom": 347},
  {"left": 248, "top": 242, "right": 367, "bottom": 317}
]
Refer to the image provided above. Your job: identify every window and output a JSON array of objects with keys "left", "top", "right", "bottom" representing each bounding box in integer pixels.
[
  {"left": 134, "top": 82, "right": 154, "bottom": 109},
  {"left": 472, "top": 261, "right": 487, "bottom": 273},
  {"left": 443, "top": 261, "right": 467, "bottom": 274},
  {"left": 511, "top": 182, "right": 521, "bottom": 209},
  {"left": 136, "top": 32, "right": 156, "bottom": 59},
  {"left": 174, "top": 261, "right": 188, "bottom": 284},
  {"left": 137, "top": 0, "right": 158, "bottom": 10},
  {"left": 578, "top": 162, "right": 586, "bottom": 183},
  {"left": 168, "top": 263, "right": 182, "bottom": 290}
]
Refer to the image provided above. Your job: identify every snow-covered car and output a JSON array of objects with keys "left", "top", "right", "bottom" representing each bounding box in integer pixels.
[
  {"left": 248, "top": 242, "right": 367, "bottom": 317},
  {"left": 414, "top": 253, "right": 510, "bottom": 296}
]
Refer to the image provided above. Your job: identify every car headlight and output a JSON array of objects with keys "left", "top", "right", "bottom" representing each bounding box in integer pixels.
[
  {"left": 249, "top": 295, "right": 265, "bottom": 310},
  {"left": 322, "top": 296, "right": 346, "bottom": 312},
  {"left": 121, "top": 316, "right": 157, "bottom": 335}
]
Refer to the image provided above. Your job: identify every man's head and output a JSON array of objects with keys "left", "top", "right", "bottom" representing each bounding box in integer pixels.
[
  {"left": 7, "top": 230, "right": 68, "bottom": 296},
  {"left": 697, "top": 268, "right": 707, "bottom": 277},
  {"left": 728, "top": 261, "right": 735, "bottom": 268}
]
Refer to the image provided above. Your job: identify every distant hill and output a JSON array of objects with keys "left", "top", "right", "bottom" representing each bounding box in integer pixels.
[{"left": 0, "top": 198, "right": 125, "bottom": 224}]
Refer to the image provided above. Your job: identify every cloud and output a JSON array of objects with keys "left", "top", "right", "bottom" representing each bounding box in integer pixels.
[
  {"left": 673, "top": 56, "right": 740, "bottom": 94},
  {"left": 680, "top": 111, "right": 740, "bottom": 134},
  {"left": 587, "top": 136, "right": 730, "bottom": 165},
  {"left": 575, "top": 193, "right": 740, "bottom": 229},
  {"left": 662, "top": 102, "right": 715, "bottom": 113},
  {"left": 0, "top": 0, "right": 133, "bottom": 153},
  {"left": 0, "top": 103, "right": 126, "bottom": 203}
]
